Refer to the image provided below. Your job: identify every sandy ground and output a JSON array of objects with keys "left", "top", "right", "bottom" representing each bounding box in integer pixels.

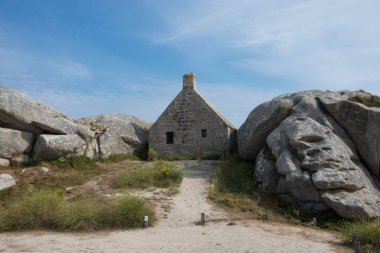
[{"left": 0, "top": 160, "right": 350, "bottom": 253}]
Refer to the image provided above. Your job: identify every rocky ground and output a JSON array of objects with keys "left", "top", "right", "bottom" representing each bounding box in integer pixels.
[{"left": 0, "top": 161, "right": 350, "bottom": 253}]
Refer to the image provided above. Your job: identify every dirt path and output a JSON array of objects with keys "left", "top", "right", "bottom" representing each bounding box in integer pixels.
[{"left": 0, "top": 160, "right": 350, "bottom": 253}]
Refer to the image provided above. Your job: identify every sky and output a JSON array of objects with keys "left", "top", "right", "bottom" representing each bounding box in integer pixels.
[{"left": 1, "top": 0, "right": 380, "bottom": 127}]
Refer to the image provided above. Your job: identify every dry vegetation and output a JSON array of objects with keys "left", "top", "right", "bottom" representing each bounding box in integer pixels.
[{"left": 0, "top": 155, "right": 183, "bottom": 232}]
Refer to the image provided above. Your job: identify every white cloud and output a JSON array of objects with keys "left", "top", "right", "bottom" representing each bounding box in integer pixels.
[{"left": 151, "top": 0, "right": 380, "bottom": 91}]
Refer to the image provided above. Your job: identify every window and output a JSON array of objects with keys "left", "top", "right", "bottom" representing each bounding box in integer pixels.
[
  {"left": 166, "top": 132, "right": 174, "bottom": 144},
  {"left": 201, "top": 129, "right": 207, "bottom": 138}
]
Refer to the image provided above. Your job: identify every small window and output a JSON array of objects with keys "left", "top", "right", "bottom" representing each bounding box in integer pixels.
[
  {"left": 166, "top": 132, "right": 174, "bottom": 144},
  {"left": 201, "top": 129, "right": 207, "bottom": 138}
]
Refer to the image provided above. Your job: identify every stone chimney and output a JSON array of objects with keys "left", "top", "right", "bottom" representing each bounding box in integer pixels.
[{"left": 183, "top": 72, "right": 196, "bottom": 89}]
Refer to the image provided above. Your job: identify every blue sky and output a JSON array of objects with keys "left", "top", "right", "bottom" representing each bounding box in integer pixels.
[{"left": 1, "top": 0, "right": 380, "bottom": 127}]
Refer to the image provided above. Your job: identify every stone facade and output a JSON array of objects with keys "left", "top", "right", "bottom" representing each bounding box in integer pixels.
[{"left": 149, "top": 73, "right": 237, "bottom": 158}]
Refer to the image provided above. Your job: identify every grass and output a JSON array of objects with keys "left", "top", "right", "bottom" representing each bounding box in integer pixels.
[
  {"left": 0, "top": 189, "right": 155, "bottom": 232},
  {"left": 108, "top": 195, "right": 155, "bottom": 228},
  {"left": 97, "top": 153, "right": 142, "bottom": 163},
  {"left": 210, "top": 154, "right": 256, "bottom": 194},
  {"left": 114, "top": 161, "right": 183, "bottom": 190},
  {"left": 0, "top": 189, "right": 63, "bottom": 230},
  {"left": 0, "top": 156, "right": 167, "bottom": 232},
  {"left": 339, "top": 219, "right": 380, "bottom": 251},
  {"left": 208, "top": 155, "right": 343, "bottom": 227},
  {"left": 58, "top": 199, "right": 100, "bottom": 231},
  {"left": 208, "top": 155, "right": 267, "bottom": 219},
  {"left": 30, "top": 156, "right": 106, "bottom": 189}
]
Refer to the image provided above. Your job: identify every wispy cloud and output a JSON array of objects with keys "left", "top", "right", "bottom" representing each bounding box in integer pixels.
[
  {"left": 151, "top": 0, "right": 380, "bottom": 90},
  {"left": 0, "top": 45, "right": 92, "bottom": 90}
]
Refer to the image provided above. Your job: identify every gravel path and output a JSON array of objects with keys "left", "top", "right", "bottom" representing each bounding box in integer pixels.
[{"left": 0, "top": 160, "right": 349, "bottom": 253}]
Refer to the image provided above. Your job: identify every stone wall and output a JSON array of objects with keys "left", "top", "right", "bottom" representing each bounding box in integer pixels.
[{"left": 149, "top": 85, "right": 236, "bottom": 158}]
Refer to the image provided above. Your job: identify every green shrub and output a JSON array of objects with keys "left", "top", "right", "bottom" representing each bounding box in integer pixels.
[
  {"left": 339, "top": 219, "right": 380, "bottom": 247},
  {"left": 108, "top": 195, "right": 155, "bottom": 228},
  {"left": 211, "top": 154, "right": 255, "bottom": 194},
  {"left": 58, "top": 200, "right": 100, "bottom": 231}
]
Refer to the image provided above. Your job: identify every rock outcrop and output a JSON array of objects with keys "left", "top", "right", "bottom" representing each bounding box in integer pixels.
[
  {"left": 0, "top": 87, "right": 149, "bottom": 165},
  {"left": 0, "top": 127, "right": 33, "bottom": 159},
  {"left": 78, "top": 114, "right": 150, "bottom": 158},
  {"left": 0, "top": 174, "right": 16, "bottom": 191},
  {"left": 239, "top": 90, "right": 380, "bottom": 219},
  {"left": 33, "top": 134, "right": 87, "bottom": 162},
  {"left": 0, "top": 87, "right": 67, "bottom": 134}
]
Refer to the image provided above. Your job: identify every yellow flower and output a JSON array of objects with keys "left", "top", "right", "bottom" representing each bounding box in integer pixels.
[{"left": 160, "top": 165, "right": 170, "bottom": 175}]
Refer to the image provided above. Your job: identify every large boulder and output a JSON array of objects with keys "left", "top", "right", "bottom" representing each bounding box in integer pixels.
[
  {"left": 33, "top": 134, "right": 87, "bottom": 162},
  {"left": 0, "top": 127, "right": 33, "bottom": 159},
  {"left": 0, "top": 174, "right": 16, "bottom": 191},
  {"left": 32, "top": 117, "right": 94, "bottom": 141},
  {"left": 0, "top": 87, "right": 66, "bottom": 134},
  {"left": 0, "top": 87, "right": 94, "bottom": 141},
  {"left": 239, "top": 90, "right": 380, "bottom": 219},
  {"left": 78, "top": 114, "right": 150, "bottom": 158},
  {"left": 238, "top": 98, "right": 293, "bottom": 159}
]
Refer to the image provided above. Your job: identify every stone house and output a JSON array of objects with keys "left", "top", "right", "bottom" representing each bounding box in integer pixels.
[{"left": 149, "top": 72, "right": 237, "bottom": 158}]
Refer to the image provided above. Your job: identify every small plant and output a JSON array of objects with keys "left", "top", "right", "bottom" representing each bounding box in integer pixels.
[
  {"left": 154, "top": 161, "right": 183, "bottom": 188},
  {"left": 147, "top": 148, "right": 157, "bottom": 161},
  {"left": 160, "top": 165, "right": 170, "bottom": 176},
  {"left": 55, "top": 188, "right": 65, "bottom": 197}
]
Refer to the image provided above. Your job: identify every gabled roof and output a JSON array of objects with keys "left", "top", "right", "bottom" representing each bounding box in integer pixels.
[
  {"left": 194, "top": 89, "right": 236, "bottom": 129},
  {"left": 152, "top": 87, "right": 236, "bottom": 130}
]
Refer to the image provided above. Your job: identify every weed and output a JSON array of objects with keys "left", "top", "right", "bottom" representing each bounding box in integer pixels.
[{"left": 147, "top": 148, "right": 157, "bottom": 161}]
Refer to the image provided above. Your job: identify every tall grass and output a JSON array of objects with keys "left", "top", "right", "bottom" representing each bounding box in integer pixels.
[
  {"left": 211, "top": 154, "right": 255, "bottom": 194},
  {"left": 339, "top": 219, "right": 380, "bottom": 248},
  {"left": 114, "top": 161, "right": 183, "bottom": 189},
  {"left": 58, "top": 199, "right": 100, "bottom": 231},
  {"left": 0, "top": 189, "right": 155, "bottom": 232},
  {"left": 108, "top": 195, "right": 155, "bottom": 228},
  {"left": 0, "top": 190, "right": 63, "bottom": 230}
]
